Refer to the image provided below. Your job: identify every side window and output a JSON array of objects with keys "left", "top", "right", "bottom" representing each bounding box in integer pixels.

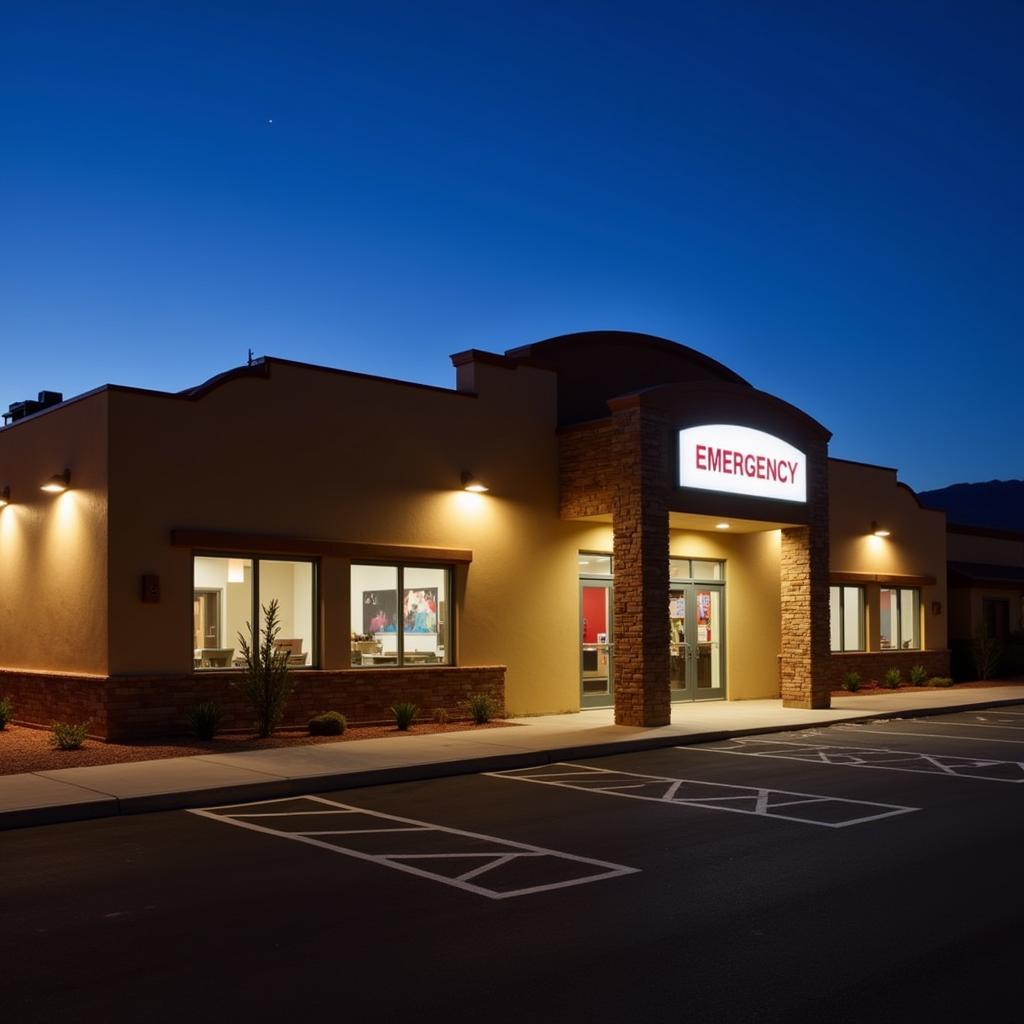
[
  {"left": 351, "top": 563, "right": 451, "bottom": 667},
  {"left": 829, "top": 585, "right": 865, "bottom": 652}
]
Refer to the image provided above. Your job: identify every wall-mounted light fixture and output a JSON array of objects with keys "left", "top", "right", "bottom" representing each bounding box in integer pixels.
[
  {"left": 715, "top": 522, "right": 731, "bottom": 530},
  {"left": 0, "top": 485, "right": 9, "bottom": 507},
  {"left": 461, "top": 471, "right": 489, "bottom": 493},
  {"left": 41, "top": 468, "right": 71, "bottom": 494},
  {"left": 871, "top": 521, "right": 891, "bottom": 537}
]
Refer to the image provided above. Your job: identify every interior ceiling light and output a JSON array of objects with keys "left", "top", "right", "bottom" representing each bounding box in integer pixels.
[
  {"left": 0, "top": 485, "right": 9, "bottom": 507},
  {"left": 461, "top": 471, "right": 489, "bottom": 493},
  {"left": 871, "top": 521, "right": 891, "bottom": 537},
  {"left": 41, "top": 468, "right": 71, "bottom": 494},
  {"left": 715, "top": 522, "right": 731, "bottom": 530}
]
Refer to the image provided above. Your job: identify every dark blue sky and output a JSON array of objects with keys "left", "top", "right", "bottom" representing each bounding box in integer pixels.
[{"left": 4, "top": 1, "right": 1021, "bottom": 490}]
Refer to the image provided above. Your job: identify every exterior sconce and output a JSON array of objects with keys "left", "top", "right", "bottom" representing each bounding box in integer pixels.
[
  {"left": 0, "top": 485, "right": 9, "bottom": 507},
  {"left": 871, "top": 521, "right": 890, "bottom": 537},
  {"left": 41, "top": 468, "right": 71, "bottom": 494},
  {"left": 461, "top": 471, "right": 489, "bottom": 493},
  {"left": 715, "top": 522, "right": 730, "bottom": 530}
]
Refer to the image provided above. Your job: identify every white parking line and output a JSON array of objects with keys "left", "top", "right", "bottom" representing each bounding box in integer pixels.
[
  {"left": 837, "top": 725, "right": 1024, "bottom": 745},
  {"left": 488, "top": 763, "right": 916, "bottom": 827},
  {"left": 190, "top": 795, "right": 638, "bottom": 900},
  {"left": 681, "top": 737, "right": 1024, "bottom": 782},
  {"left": 909, "top": 717, "right": 1024, "bottom": 730}
]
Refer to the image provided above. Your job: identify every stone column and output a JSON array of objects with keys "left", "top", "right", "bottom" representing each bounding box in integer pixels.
[
  {"left": 612, "top": 405, "right": 670, "bottom": 726},
  {"left": 780, "top": 444, "right": 831, "bottom": 708}
]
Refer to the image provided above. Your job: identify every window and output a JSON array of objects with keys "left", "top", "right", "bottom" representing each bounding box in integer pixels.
[
  {"left": 829, "top": 585, "right": 865, "bottom": 652},
  {"left": 578, "top": 552, "right": 613, "bottom": 576},
  {"left": 669, "top": 559, "right": 724, "bottom": 582},
  {"left": 880, "top": 587, "right": 921, "bottom": 650},
  {"left": 193, "top": 556, "right": 317, "bottom": 670},
  {"left": 351, "top": 563, "right": 451, "bottom": 667}
]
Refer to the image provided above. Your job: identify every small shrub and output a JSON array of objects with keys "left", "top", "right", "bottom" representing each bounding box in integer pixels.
[
  {"left": 882, "top": 667, "right": 902, "bottom": 689},
  {"left": 190, "top": 701, "right": 222, "bottom": 740},
  {"left": 0, "top": 695, "right": 12, "bottom": 730},
  {"left": 841, "top": 672, "right": 861, "bottom": 693},
  {"left": 51, "top": 721, "right": 89, "bottom": 750},
  {"left": 929, "top": 676, "right": 955, "bottom": 687},
  {"left": 972, "top": 627, "right": 1002, "bottom": 680},
  {"left": 432, "top": 707, "right": 449, "bottom": 725},
  {"left": 909, "top": 664, "right": 928, "bottom": 686},
  {"left": 466, "top": 692, "right": 495, "bottom": 724},
  {"left": 308, "top": 711, "right": 347, "bottom": 736},
  {"left": 392, "top": 702, "right": 419, "bottom": 731}
]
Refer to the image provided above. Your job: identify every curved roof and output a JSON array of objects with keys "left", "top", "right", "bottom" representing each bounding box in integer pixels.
[{"left": 504, "top": 330, "right": 750, "bottom": 426}]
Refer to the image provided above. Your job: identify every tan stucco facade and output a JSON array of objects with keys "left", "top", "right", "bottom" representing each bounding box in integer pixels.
[{"left": 0, "top": 332, "right": 955, "bottom": 734}]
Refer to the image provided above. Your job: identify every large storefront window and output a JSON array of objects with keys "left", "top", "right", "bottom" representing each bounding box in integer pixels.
[
  {"left": 880, "top": 587, "right": 921, "bottom": 650},
  {"left": 829, "top": 585, "right": 865, "bottom": 652},
  {"left": 193, "top": 556, "right": 317, "bottom": 669},
  {"left": 351, "top": 563, "right": 451, "bottom": 667}
]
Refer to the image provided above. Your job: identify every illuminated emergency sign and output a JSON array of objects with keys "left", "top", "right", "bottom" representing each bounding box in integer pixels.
[{"left": 678, "top": 424, "right": 807, "bottom": 503}]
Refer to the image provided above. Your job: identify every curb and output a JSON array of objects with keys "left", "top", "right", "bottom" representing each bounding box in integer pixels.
[{"left": 3, "top": 695, "right": 1023, "bottom": 831}]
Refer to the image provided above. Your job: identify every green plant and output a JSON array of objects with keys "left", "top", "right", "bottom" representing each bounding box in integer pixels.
[
  {"left": 392, "top": 701, "right": 419, "bottom": 731},
  {"left": 50, "top": 721, "right": 89, "bottom": 750},
  {"left": 190, "top": 701, "right": 222, "bottom": 740},
  {"left": 928, "top": 676, "right": 955, "bottom": 687},
  {"left": 0, "top": 695, "right": 12, "bottom": 730},
  {"left": 465, "top": 692, "right": 495, "bottom": 724},
  {"left": 909, "top": 664, "right": 928, "bottom": 686},
  {"left": 841, "top": 672, "right": 861, "bottom": 693},
  {"left": 308, "top": 711, "right": 347, "bottom": 736},
  {"left": 882, "top": 667, "right": 902, "bottom": 689},
  {"left": 432, "top": 707, "right": 449, "bottom": 725},
  {"left": 235, "top": 598, "right": 294, "bottom": 738}
]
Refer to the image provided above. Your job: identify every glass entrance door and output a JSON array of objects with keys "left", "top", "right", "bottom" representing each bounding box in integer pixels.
[
  {"left": 669, "top": 584, "right": 725, "bottom": 701},
  {"left": 580, "top": 580, "right": 614, "bottom": 708}
]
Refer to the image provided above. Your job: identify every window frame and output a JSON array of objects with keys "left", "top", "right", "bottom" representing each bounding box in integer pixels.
[
  {"left": 829, "top": 584, "right": 866, "bottom": 652},
  {"left": 879, "top": 585, "right": 922, "bottom": 651},
  {"left": 351, "top": 561, "right": 455, "bottom": 669},
  {"left": 192, "top": 552, "right": 320, "bottom": 671}
]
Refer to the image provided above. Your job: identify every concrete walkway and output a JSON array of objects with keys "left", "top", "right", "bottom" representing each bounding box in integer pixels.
[{"left": 3, "top": 685, "right": 1023, "bottom": 830}]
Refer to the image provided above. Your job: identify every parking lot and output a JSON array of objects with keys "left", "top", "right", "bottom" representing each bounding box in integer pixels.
[{"left": 6, "top": 707, "right": 1024, "bottom": 1022}]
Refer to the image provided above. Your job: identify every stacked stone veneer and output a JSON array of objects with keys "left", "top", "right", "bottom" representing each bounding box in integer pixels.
[
  {"left": 0, "top": 666, "right": 506, "bottom": 740},
  {"left": 559, "top": 419, "right": 615, "bottom": 517},
  {"left": 825, "top": 649, "right": 950, "bottom": 689},
  {"left": 611, "top": 406, "right": 671, "bottom": 726},
  {"left": 779, "top": 441, "right": 831, "bottom": 708}
]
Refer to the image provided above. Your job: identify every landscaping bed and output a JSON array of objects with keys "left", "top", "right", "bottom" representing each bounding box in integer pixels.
[
  {"left": 831, "top": 679, "right": 1023, "bottom": 697},
  {"left": 0, "top": 719, "right": 515, "bottom": 776}
]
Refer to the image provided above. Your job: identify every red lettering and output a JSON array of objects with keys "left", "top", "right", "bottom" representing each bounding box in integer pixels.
[
  {"left": 695, "top": 444, "right": 707, "bottom": 470},
  {"left": 756, "top": 455, "right": 766, "bottom": 479},
  {"left": 722, "top": 450, "right": 732, "bottom": 474},
  {"left": 709, "top": 447, "right": 722, "bottom": 472},
  {"left": 744, "top": 454, "right": 756, "bottom": 477},
  {"left": 787, "top": 460, "right": 799, "bottom": 483},
  {"left": 766, "top": 458, "right": 778, "bottom": 481}
]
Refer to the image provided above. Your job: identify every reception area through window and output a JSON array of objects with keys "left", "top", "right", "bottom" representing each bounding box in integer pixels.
[
  {"left": 193, "top": 555, "right": 317, "bottom": 669},
  {"left": 880, "top": 586, "right": 921, "bottom": 650},
  {"left": 351, "top": 563, "right": 450, "bottom": 667}
]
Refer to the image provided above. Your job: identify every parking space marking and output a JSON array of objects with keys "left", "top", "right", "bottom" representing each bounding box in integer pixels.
[
  {"left": 836, "top": 725, "right": 1024, "bottom": 745},
  {"left": 488, "top": 763, "right": 915, "bottom": 827},
  {"left": 190, "top": 795, "right": 638, "bottom": 900},
  {"left": 682, "top": 737, "right": 1024, "bottom": 782}
]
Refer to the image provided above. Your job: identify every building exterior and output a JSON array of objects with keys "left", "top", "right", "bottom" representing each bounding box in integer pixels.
[{"left": 0, "top": 331, "right": 950, "bottom": 738}]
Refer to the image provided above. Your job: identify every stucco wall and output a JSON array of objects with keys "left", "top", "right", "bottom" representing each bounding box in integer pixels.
[
  {"left": 828, "top": 459, "right": 947, "bottom": 653},
  {"left": 0, "top": 393, "right": 110, "bottom": 675}
]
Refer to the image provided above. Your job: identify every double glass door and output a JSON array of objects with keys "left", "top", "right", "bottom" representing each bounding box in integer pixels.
[
  {"left": 580, "top": 579, "right": 614, "bottom": 708},
  {"left": 669, "top": 584, "right": 725, "bottom": 701}
]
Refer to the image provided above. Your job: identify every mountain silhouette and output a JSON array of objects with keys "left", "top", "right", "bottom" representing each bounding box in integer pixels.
[{"left": 918, "top": 479, "right": 1024, "bottom": 532}]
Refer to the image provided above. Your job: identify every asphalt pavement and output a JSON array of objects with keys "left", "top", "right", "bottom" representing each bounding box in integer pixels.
[{"left": 5, "top": 707, "right": 1024, "bottom": 1023}]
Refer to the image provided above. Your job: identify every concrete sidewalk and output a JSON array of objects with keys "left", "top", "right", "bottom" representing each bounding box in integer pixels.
[{"left": 3, "top": 685, "right": 1024, "bottom": 830}]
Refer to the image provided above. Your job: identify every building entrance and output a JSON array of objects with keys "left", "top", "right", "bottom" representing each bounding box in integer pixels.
[{"left": 669, "top": 560, "right": 725, "bottom": 701}]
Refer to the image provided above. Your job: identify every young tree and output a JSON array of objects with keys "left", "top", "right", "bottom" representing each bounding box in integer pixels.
[{"left": 236, "top": 599, "right": 294, "bottom": 737}]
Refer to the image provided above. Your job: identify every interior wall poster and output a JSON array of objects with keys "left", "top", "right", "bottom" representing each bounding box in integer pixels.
[
  {"left": 363, "top": 590, "right": 397, "bottom": 633},
  {"left": 403, "top": 588, "right": 438, "bottom": 634}
]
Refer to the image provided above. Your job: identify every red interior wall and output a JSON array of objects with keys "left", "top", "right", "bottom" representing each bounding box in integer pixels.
[{"left": 581, "top": 587, "right": 608, "bottom": 643}]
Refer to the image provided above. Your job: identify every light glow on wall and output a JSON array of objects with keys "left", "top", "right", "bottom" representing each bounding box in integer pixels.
[{"left": 679, "top": 425, "right": 807, "bottom": 503}]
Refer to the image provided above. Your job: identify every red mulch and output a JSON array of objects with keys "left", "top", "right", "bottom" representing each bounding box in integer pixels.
[
  {"left": 831, "top": 679, "right": 1024, "bottom": 697},
  {"left": 0, "top": 719, "right": 516, "bottom": 776}
]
